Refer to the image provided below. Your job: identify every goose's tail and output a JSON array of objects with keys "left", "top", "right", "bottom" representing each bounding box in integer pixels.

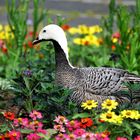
[{"left": 125, "top": 73, "right": 140, "bottom": 82}]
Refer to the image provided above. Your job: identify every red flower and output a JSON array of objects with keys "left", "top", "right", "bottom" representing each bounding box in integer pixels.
[
  {"left": 80, "top": 118, "right": 93, "bottom": 128},
  {"left": 25, "top": 31, "right": 33, "bottom": 38},
  {"left": 134, "top": 136, "right": 140, "bottom": 140},
  {"left": 61, "top": 24, "right": 71, "bottom": 31},
  {"left": 4, "top": 133, "right": 11, "bottom": 139},
  {"left": 0, "top": 40, "right": 8, "bottom": 54},
  {"left": 0, "top": 135, "right": 5, "bottom": 140},
  {"left": 28, "top": 41, "right": 33, "bottom": 48},
  {"left": 3, "top": 112, "right": 15, "bottom": 120},
  {"left": 98, "top": 118, "right": 105, "bottom": 123},
  {"left": 112, "top": 32, "right": 121, "bottom": 38},
  {"left": 111, "top": 45, "right": 116, "bottom": 51},
  {"left": 9, "top": 131, "right": 21, "bottom": 140},
  {"left": 2, "top": 46, "right": 8, "bottom": 53}
]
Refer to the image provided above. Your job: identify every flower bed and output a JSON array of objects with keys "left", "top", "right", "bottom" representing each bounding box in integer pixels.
[{"left": 0, "top": 99, "right": 140, "bottom": 139}]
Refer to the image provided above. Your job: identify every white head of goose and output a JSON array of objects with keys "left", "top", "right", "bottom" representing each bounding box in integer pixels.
[{"left": 33, "top": 24, "right": 140, "bottom": 105}]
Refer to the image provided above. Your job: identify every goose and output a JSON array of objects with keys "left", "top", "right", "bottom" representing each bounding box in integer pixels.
[{"left": 33, "top": 24, "right": 140, "bottom": 105}]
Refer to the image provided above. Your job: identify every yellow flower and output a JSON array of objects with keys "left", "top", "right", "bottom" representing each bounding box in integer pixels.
[
  {"left": 81, "top": 100, "right": 98, "bottom": 110},
  {"left": 89, "top": 25, "right": 103, "bottom": 34},
  {"left": 101, "top": 99, "right": 118, "bottom": 111},
  {"left": 112, "top": 38, "right": 118, "bottom": 43},
  {"left": 132, "top": 110, "right": 140, "bottom": 119},
  {"left": 4, "top": 25, "right": 11, "bottom": 32},
  {"left": 100, "top": 111, "right": 122, "bottom": 124},
  {"left": 114, "top": 115, "right": 123, "bottom": 124},
  {"left": 5, "top": 32, "right": 14, "bottom": 40},
  {"left": 68, "top": 27, "right": 79, "bottom": 34},
  {"left": 121, "top": 110, "right": 140, "bottom": 120},
  {"left": 78, "top": 25, "right": 89, "bottom": 34},
  {"left": 0, "top": 24, "right": 3, "bottom": 31},
  {"left": 84, "top": 35, "right": 101, "bottom": 46},
  {"left": 73, "top": 38, "right": 82, "bottom": 45},
  {"left": 85, "top": 34, "right": 97, "bottom": 41},
  {"left": 81, "top": 38, "right": 90, "bottom": 46},
  {"left": 0, "top": 31, "right": 5, "bottom": 40},
  {"left": 0, "top": 25, "right": 14, "bottom": 41}
]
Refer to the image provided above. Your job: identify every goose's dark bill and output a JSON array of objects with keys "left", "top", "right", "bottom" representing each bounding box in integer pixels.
[{"left": 32, "top": 37, "right": 46, "bottom": 45}]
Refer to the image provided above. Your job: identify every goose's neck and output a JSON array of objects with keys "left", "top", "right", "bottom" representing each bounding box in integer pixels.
[{"left": 52, "top": 40, "right": 73, "bottom": 70}]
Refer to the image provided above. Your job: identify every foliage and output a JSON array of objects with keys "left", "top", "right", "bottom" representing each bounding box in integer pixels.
[
  {"left": 101, "top": 0, "right": 140, "bottom": 74},
  {"left": 32, "top": 0, "right": 47, "bottom": 40},
  {"left": 0, "top": 0, "right": 47, "bottom": 78}
]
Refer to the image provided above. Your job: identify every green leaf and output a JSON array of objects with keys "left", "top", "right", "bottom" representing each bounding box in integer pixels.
[
  {"left": 37, "top": 133, "right": 50, "bottom": 140},
  {"left": 47, "top": 129, "right": 57, "bottom": 135},
  {"left": 38, "top": 129, "right": 57, "bottom": 140},
  {"left": 20, "top": 129, "right": 34, "bottom": 134},
  {"left": 72, "top": 113, "right": 90, "bottom": 119},
  {"left": 123, "top": 122, "right": 133, "bottom": 136},
  {"left": 96, "top": 123, "right": 108, "bottom": 133},
  {"left": 131, "top": 122, "right": 140, "bottom": 129}
]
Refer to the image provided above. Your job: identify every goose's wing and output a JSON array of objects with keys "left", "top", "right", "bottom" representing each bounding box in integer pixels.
[{"left": 77, "top": 67, "right": 140, "bottom": 96}]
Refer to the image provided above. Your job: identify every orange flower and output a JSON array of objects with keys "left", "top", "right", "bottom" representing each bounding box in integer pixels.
[
  {"left": 0, "top": 40, "right": 8, "bottom": 54},
  {"left": 80, "top": 118, "right": 93, "bottom": 128},
  {"left": 4, "top": 132, "right": 10, "bottom": 139},
  {"left": 111, "top": 45, "right": 116, "bottom": 51},
  {"left": 2, "top": 46, "right": 8, "bottom": 53},
  {"left": 83, "top": 40, "right": 90, "bottom": 46},
  {"left": 3, "top": 112, "right": 15, "bottom": 120},
  {"left": 102, "top": 130, "right": 110, "bottom": 136},
  {"left": 98, "top": 118, "right": 105, "bottom": 123},
  {"left": 61, "top": 24, "right": 71, "bottom": 31},
  {"left": 0, "top": 135, "right": 5, "bottom": 140},
  {"left": 126, "top": 45, "right": 130, "bottom": 50}
]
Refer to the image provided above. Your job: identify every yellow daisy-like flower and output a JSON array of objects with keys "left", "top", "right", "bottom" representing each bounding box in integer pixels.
[
  {"left": 121, "top": 110, "right": 140, "bottom": 120},
  {"left": 112, "top": 37, "right": 118, "bottom": 43},
  {"left": 101, "top": 99, "right": 118, "bottom": 111},
  {"left": 132, "top": 110, "right": 140, "bottom": 119},
  {"left": 73, "top": 38, "right": 82, "bottom": 45},
  {"left": 81, "top": 100, "right": 98, "bottom": 110},
  {"left": 0, "top": 31, "right": 5, "bottom": 40},
  {"left": 78, "top": 24, "right": 89, "bottom": 34},
  {"left": 89, "top": 25, "right": 103, "bottom": 34},
  {"left": 100, "top": 111, "right": 121, "bottom": 124},
  {"left": 114, "top": 115, "right": 123, "bottom": 124},
  {"left": 68, "top": 27, "right": 79, "bottom": 34},
  {"left": 0, "top": 24, "right": 3, "bottom": 31},
  {"left": 4, "top": 25, "right": 11, "bottom": 32}
]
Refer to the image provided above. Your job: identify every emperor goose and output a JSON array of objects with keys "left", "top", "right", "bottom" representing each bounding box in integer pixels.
[{"left": 33, "top": 24, "right": 140, "bottom": 105}]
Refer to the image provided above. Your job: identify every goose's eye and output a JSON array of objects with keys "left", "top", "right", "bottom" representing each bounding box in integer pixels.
[{"left": 43, "top": 30, "right": 46, "bottom": 33}]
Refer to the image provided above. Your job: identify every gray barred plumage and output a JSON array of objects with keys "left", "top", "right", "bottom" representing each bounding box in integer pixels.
[{"left": 33, "top": 24, "right": 140, "bottom": 105}]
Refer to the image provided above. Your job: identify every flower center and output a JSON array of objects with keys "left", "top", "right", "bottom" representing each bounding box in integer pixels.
[
  {"left": 106, "top": 113, "right": 112, "bottom": 119},
  {"left": 70, "top": 121, "right": 75, "bottom": 126},
  {"left": 18, "top": 118, "right": 22, "bottom": 123},
  {"left": 87, "top": 101, "right": 92, "bottom": 106},
  {"left": 85, "top": 134, "right": 90, "bottom": 140},
  {"left": 60, "top": 117, "right": 64, "bottom": 121},
  {"left": 12, "top": 133, "right": 17, "bottom": 137},
  {"left": 58, "top": 133, "right": 64, "bottom": 138},
  {"left": 69, "top": 134, "right": 75, "bottom": 140},
  {"left": 106, "top": 101, "right": 112, "bottom": 106},
  {"left": 126, "top": 112, "right": 131, "bottom": 116}
]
